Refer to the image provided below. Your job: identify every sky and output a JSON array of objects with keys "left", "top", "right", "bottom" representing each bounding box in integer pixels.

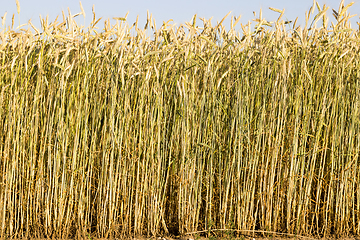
[{"left": 1, "top": 0, "right": 359, "bottom": 33}]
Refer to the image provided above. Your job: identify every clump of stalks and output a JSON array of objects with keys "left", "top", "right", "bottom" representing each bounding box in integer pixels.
[{"left": 1, "top": 0, "right": 360, "bottom": 238}]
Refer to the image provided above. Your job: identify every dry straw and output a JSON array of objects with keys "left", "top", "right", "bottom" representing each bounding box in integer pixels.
[{"left": 0, "top": 0, "right": 359, "bottom": 239}]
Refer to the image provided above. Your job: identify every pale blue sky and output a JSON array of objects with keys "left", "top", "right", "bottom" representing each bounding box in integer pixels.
[{"left": 1, "top": 0, "right": 359, "bottom": 32}]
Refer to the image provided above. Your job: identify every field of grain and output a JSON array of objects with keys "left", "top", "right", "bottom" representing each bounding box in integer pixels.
[{"left": 1, "top": 0, "right": 360, "bottom": 239}]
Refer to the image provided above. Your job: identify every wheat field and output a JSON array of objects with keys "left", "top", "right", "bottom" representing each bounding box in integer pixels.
[{"left": 1, "top": 0, "right": 360, "bottom": 239}]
